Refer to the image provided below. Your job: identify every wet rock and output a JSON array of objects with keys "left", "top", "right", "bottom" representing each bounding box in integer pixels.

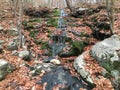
[
  {"left": 7, "top": 41, "right": 18, "bottom": 51},
  {"left": 90, "top": 35, "right": 120, "bottom": 89},
  {"left": 50, "top": 59, "right": 61, "bottom": 65},
  {"left": 0, "top": 40, "right": 5, "bottom": 44},
  {"left": 74, "top": 52, "right": 94, "bottom": 86},
  {"left": 37, "top": 66, "right": 89, "bottom": 90},
  {"left": 30, "top": 63, "right": 56, "bottom": 76},
  {"left": 7, "top": 27, "right": 19, "bottom": 36},
  {"left": 0, "top": 59, "right": 13, "bottom": 81},
  {"left": 42, "top": 56, "right": 55, "bottom": 63},
  {"left": 59, "top": 44, "right": 73, "bottom": 57},
  {"left": 59, "top": 52, "right": 73, "bottom": 57},
  {"left": 18, "top": 50, "right": 30, "bottom": 61}
]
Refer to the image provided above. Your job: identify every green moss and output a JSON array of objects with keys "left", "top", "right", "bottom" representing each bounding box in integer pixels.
[
  {"left": 70, "top": 24, "right": 79, "bottom": 27},
  {"left": 100, "top": 60, "right": 113, "bottom": 73},
  {"left": 112, "top": 61, "right": 120, "bottom": 72},
  {"left": 34, "top": 39, "right": 43, "bottom": 45},
  {"left": 28, "top": 18, "right": 42, "bottom": 23},
  {"left": 70, "top": 41, "right": 88, "bottom": 55},
  {"left": 29, "top": 30, "right": 38, "bottom": 38},
  {"left": 52, "top": 9, "right": 60, "bottom": 17},
  {"left": 80, "top": 32, "right": 90, "bottom": 37},
  {"left": 41, "top": 41, "right": 49, "bottom": 49},
  {"left": 22, "top": 20, "right": 28, "bottom": 26},
  {"left": 34, "top": 39, "right": 49, "bottom": 49},
  {"left": 65, "top": 37, "right": 72, "bottom": 42},
  {"left": 100, "top": 61, "right": 120, "bottom": 73},
  {"left": 46, "top": 30, "right": 52, "bottom": 37},
  {"left": 47, "top": 18, "right": 58, "bottom": 27},
  {"left": 22, "top": 18, "right": 42, "bottom": 29}
]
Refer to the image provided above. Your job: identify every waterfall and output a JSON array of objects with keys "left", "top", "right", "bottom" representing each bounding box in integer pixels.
[{"left": 52, "top": 9, "right": 67, "bottom": 57}]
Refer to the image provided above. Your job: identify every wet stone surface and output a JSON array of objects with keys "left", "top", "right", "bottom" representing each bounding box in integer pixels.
[{"left": 37, "top": 66, "right": 91, "bottom": 90}]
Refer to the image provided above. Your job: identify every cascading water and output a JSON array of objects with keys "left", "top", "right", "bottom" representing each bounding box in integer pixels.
[{"left": 52, "top": 9, "right": 67, "bottom": 57}]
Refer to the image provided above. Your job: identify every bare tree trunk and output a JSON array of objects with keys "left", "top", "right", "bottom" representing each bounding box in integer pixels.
[
  {"left": 109, "top": 0, "right": 114, "bottom": 34},
  {"left": 106, "top": 0, "right": 114, "bottom": 35},
  {"left": 0, "top": 0, "right": 2, "bottom": 19},
  {"left": 106, "top": 0, "right": 109, "bottom": 16},
  {"left": 18, "top": 0, "right": 23, "bottom": 48},
  {"left": 65, "top": 0, "right": 73, "bottom": 12},
  {"left": 11, "top": 0, "right": 18, "bottom": 17}
]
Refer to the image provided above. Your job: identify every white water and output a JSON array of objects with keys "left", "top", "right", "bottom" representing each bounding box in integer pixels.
[{"left": 52, "top": 9, "right": 66, "bottom": 57}]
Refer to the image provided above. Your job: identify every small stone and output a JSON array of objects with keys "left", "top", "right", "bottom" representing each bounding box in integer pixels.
[
  {"left": 0, "top": 59, "right": 13, "bottom": 80},
  {"left": 11, "top": 50, "right": 19, "bottom": 56},
  {"left": 0, "top": 26, "right": 3, "bottom": 31},
  {"left": 0, "top": 40, "right": 5, "bottom": 44},
  {"left": 19, "top": 50, "right": 30, "bottom": 61},
  {"left": 10, "top": 27, "right": 18, "bottom": 31},
  {"left": 0, "top": 45, "right": 3, "bottom": 53},
  {"left": 7, "top": 27, "right": 19, "bottom": 36},
  {"left": 7, "top": 41, "right": 18, "bottom": 51},
  {"left": 50, "top": 59, "right": 61, "bottom": 65},
  {"left": 0, "top": 59, "right": 8, "bottom": 67}
]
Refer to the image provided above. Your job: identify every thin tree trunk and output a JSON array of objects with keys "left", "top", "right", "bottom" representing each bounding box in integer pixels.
[
  {"left": 65, "top": 0, "right": 73, "bottom": 12},
  {"left": 18, "top": 0, "right": 23, "bottom": 48},
  {"left": 106, "top": 0, "right": 109, "bottom": 16},
  {"left": 11, "top": 0, "right": 18, "bottom": 17},
  {"left": 106, "top": 0, "right": 114, "bottom": 35},
  {"left": 109, "top": 0, "right": 114, "bottom": 34}
]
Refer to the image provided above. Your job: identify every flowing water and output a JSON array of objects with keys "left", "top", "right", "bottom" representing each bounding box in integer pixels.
[{"left": 52, "top": 9, "right": 67, "bottom": 57}]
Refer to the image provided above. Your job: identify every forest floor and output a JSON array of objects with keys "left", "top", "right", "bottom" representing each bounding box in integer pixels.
[{"left": 0, "top": 5, "right": 120, "bottom": 90}]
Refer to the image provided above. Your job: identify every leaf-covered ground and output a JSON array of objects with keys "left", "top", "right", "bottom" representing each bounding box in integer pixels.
[{"left": 0, "top": 4, "right": 120, "bottom": 90}]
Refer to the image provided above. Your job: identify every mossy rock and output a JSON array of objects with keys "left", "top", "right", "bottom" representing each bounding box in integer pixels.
[
  {"left": 22, "top": 18, "right": 42, "bottom": 29},
  {"left": 70, "top": 41, "right": 88, "bottom": 55},
  {"left": 47, "top": 18, "right": 58, "bottom": 27},
  {"left": 28, "top": 18, "right": 42, "bottom": 23},
  {"left": 100, "top": 60, "right": 120, "bottom": 89},
  {"left": 52, "top": 9, "right": 60, "bottom": 17},
  {"left": 101, "top": 60, "right": 120, "bottom": 74}
]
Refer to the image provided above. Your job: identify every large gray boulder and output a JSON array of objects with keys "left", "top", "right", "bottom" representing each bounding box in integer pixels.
[
  {"left": 7, "top": 41, "right": 18, "bottom": 51},
  {"left": 74, "top": 52, "right": 94, "bottom": 85},
  {"left": 18, "top": 50, "right": 30, "bottom": 61},
  {"left": 90, "top": 35, "right": 120, "bottom": 89},
  {"left": 0, "top": 59, "right": 13, "bottom": 81}
]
